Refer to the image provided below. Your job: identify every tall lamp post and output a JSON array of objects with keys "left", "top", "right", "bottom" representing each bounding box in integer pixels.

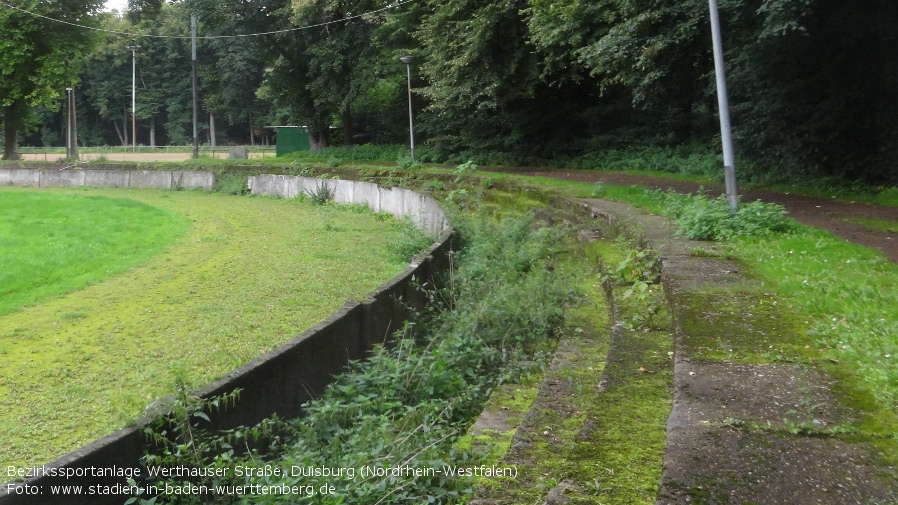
[
  {"left": 65, "top": 87, "right": 78, "bottom": 160},
  {"left": 65, "top": 88, "right": 73, "bottom": 159},
  {"left": 126, "top": 45, "right": 141, "bottom": 152},
  {"left": 708, "top": 0, "right": 738, "bottom": 212},
  {"left": 399, "top": 55, "right": 415, "bottom": 162}
]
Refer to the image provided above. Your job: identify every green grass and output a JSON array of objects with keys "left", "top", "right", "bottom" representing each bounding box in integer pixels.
[
  {"left": 735, "top": 228, "right": 898, "bottom": 412},
  {"left": 0, "top": 187, "right": 423, "bottom": 469},
  {"left": 840, "top": 216, "right": 898, "bottom": 233},
  {"left": 0, "top": 190, "right": 189, "bottom": 315}
]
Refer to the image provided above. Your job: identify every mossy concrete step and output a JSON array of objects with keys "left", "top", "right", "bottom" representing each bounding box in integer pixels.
[
  {"left": 467, "top": 207, "right": 674, "bottom": 504},
  {"left": 582, "top": 198, "right": 898, "bottom": 505}
]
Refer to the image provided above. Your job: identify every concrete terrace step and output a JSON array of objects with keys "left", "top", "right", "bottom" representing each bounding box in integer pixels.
[{"left": 582, "top": 198, "right": 898, "bottom": 505}]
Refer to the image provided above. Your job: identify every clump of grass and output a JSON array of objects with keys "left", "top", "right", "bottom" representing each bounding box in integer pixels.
[
  {"left": 304, "top": 179, "right": 335, "bottom": 205},
  {"left": 390, "top": 217, "right": 435, "bottom": 262}
]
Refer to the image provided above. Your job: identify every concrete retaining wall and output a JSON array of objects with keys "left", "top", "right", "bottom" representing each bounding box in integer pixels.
[
  {"left": 247, "top": 175, "right": 449, "bottom": 236},
  {"left": 0, "top": 169, "right": 452, "bottom": 505},
  {"left": 0, "top": 169, "right": 447, "bottom": 235},
  {"left": 0, "top": 168, "right": 215, "bottom": 191}
]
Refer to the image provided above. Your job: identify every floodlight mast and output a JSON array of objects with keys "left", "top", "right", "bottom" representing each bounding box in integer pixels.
[
  {"left": 400, "top": 55, "right": 415, "bottom": 163},
  {"left": 708, "top": 0, "right": 738, "bottom": 212},
  {"left": 126, "top": 45, "right": 141, "bottom": 152}
]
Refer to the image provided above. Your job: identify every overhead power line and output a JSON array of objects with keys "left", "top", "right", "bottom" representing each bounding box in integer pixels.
[{"left": 0, "top": 0, "right": 416, "bottom": 40}]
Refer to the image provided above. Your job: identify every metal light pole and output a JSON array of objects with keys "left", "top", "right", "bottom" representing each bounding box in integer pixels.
[
  {"left": 400, "top": 55, "right": 415, "bottom": 162},
  {"left": 708, "top": 0, "right": 738, "bottom": 212},
  {"left": 126, "top": 45, "right": 141, "bottom": 152},
  {"left": 191, "top": 15, "right": 199, "bottom": 158},
  {"left": 65, "top": 88, "right": 73, "bottom": 159}
]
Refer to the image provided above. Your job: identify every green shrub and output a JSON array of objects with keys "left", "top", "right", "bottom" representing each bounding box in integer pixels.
[
  {"left": 655, "top": 191, "right": 792, "bottom": 241},
  {"left": 304, "top": 179, "right": 335, "bottom": 205},
  {"left": 390, "top": 218, "right": 435, "bottom": 261},
  {"left": 396, "top": 154, "right": 424, "bottom": 170},
  {"left": 213, "top": 173, "right": 249, "bottom": 195}
]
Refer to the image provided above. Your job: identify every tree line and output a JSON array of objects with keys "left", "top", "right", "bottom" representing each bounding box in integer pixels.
[{"left": 1, "top": 0, "right": 896, "bottom": 183}]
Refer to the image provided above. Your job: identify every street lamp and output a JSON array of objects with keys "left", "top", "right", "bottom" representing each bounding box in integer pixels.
[
  {"left": 126, "top": 45, "right": 141, "bottom": 152},
  {"left": 399, "top": 55, "right": 415, "bottom": 162}
]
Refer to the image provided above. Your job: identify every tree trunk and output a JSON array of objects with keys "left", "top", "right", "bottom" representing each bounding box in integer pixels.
[
  {"left": 342, "top": 105, "right": 353, "bottom": 146},
  {"left": 150, "top": 117, "right": 156, "bottom": 147},
  {"left": 113, "top": 120, "right": 126, "bottom": 147},
  {"left": 209, "top": 113, "right": 217, "bottom": 147},
  {"left": 2, "top": 99, "right": 25, "bottom": 160},
  {"left": 249, "top": 112, "right": 254, "bottom": 146},
  {"left": 309, "top": 128, "right": 330, "bottom": 151},
  {"left": 123, "top": 108, "right": 130, "bottom": 146}
]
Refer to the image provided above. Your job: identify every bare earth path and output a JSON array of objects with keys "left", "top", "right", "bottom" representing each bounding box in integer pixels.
[{"left": 505, "top": 169, "right": 898, "bottom": 263}]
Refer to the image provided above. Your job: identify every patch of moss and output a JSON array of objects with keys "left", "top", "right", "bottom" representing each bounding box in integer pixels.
[
  {"left": 671, "top": 290, "right": 812, "bottom": 364},
  {"left": 466, "top": 236, "right": 674, "bottom": 505}
]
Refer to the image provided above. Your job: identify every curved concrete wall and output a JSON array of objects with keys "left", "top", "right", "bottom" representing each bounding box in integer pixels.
[
  {"left": 0, "top": 168, "right": 450, "bottom": 236},
  {"left": 0, "top": 169, "right": 452, "bottom": 505}
]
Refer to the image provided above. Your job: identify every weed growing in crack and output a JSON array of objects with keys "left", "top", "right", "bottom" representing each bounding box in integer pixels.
[{"left": 304, "top": 179, "right": 335, "bottom": 205}]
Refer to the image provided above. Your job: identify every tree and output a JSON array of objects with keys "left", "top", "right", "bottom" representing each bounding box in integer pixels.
[
  {"left": 415, "top": 0, "right": 602, "bottom": 159},
  {"left": 0, "top": 0, "right": 102, "bottom": 159}
]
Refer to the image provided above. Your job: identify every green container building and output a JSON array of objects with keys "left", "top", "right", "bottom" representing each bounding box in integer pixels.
[{"left": 274, "top": 126, "right": 311, "bottom": 156}]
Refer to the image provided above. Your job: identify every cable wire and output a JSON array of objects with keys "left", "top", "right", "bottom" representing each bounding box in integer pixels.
[{"left": 0, "top": 0, "right": 416, "bottom": 40}]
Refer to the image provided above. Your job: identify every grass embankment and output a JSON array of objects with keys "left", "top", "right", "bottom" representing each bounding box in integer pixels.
[{"left": 0, "top": 187, "right": 426, "bottom": 469}]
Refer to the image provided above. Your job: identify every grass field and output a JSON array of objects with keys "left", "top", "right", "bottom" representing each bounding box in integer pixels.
[
  {"left": 0, "top": 187, "right": 427, "bottom": 468},
  {"left": 0, "top": 191, "right": 189, "bottom": 316}
]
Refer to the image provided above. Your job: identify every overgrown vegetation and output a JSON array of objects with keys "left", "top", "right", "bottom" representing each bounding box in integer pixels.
[
  {"left": 652, "top": 190, "right": 793, "bottom": 241},
  {"left": 134, "top": 210, "right": 578, "bottom": 504},
  {"left": 467, "top": 235, "right": 673, "bottom": 505}
]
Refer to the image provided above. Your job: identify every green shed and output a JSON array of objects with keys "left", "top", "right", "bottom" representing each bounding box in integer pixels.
[{"left": 272, "top": 126, "right": 311, "bottom": 156}]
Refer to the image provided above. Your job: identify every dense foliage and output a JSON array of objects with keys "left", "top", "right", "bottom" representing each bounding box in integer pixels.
[
  {"left": 2, "top": 0, "right": 896, "bottom": 183},
  {"left": 0, "top": 0, "right": 102, "bottom": 158}
]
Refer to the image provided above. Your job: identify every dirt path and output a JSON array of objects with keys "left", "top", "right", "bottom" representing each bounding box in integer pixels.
[{"left": 504, "top": 169, "right": 898, "bottom": 263}]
